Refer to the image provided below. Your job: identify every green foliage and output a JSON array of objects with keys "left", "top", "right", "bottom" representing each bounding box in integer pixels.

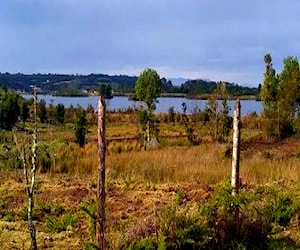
[
  {"left": 19, "top": 207, "right": 39, "bottom": 221},
  {"left": 167, "top": 106, "right": 175, "bottom": 125},
  {"left": 206, "top": 83, "right": 232, "bottom": 142},
  {"left": 182, "top": 102, "right": 199, "bottom": 145},
  {"left": 135, "top": 69, "right": 162, "bottom": 145},
  {"left": 20, "top": 100, "right": 30, "bottom": 122},
  {"left": 75, "top": 109, "right": 87, "bottom": 147},
  {"left": 36, "top": 143, "right": 52, "bottom": 173},
  {"left": 46, "top": 213, "right": 78, "bottom": 233},
  {"left": 0, "top": 90, "right": 20, "bottom": 130},
  {"left": 258, "top": 186, "right": 299, "bottom": 226},
  {"left": 261, "top": 54, "right": 300, "bottom": 139},
  {"left": 201, "top": 184, "right": 271, "bottom": 249},
  {"left": 135, "top": 68, "right": 162, "bottom": 110},
  {"left": 2, "top": 212, "right": 15, "bottom": 222},
  {"left": 260, "top": 54, "right": 280, "bottom": 138},
  {"left": 80, "top": 199, "right": 96, "bottom": 240},
  {"left": 181, "top": 79, "right": 259, "bottom": 96},
  {"left": 261, "top": 54, "right": 279, "bottom": 109},
  {"left": 279, "top": 56, "right": 300, "bottom": 121},
  {"left": 84, "top": 242, "right": 100, "bottom": 250},
  {"left": 54, "top": 103, "right": 65, "bottom": 124},
  {"left": 99, "top": 84, "right": 113, "bottom": 99},
  {"left": 159, "top": 201, "right": 209, "bottom": 249},
  {"left": 0, "top": 144, "right": 22, "bottom": 170},
  {"left": 126, "top": 238, "right": 156, "bottom": 250},
  {"left": 37, "top": 99, "right": 47, "bottom": 123}
]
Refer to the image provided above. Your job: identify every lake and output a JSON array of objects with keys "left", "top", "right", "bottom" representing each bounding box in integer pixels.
[{"left": 22, "top": 94, "right": 262, "bottom": 115}]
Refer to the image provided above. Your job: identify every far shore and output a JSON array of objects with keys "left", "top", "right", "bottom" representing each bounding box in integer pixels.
[{"left": 19, "top": 91, "right": 260, "bottom": 101}]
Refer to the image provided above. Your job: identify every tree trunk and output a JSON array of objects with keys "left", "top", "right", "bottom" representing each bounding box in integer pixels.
[
  {"left": 96, "top": 96, "right": 106, "bottom": 249},
  {"left": 30, "top": 87, "right": 38, "bottom": 250},
  {"left": 231, "top": 99, "right": 241, "bottom": 196},
  {"left": 146, "top": 120, "right": 150, "bottom": 143},
  {"left": 14, "top": 88, "right": 38, "bottom": 250}
]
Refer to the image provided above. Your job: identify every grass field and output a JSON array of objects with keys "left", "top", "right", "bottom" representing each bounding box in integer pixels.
[{"left": 1, "top": 118, "right": 300, "bottom": 249}]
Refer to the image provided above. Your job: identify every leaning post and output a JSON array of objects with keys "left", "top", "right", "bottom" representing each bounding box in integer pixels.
[
  {"left": 96, "top": 95, "right": 106, "bottom": 249},
  {"left": 231, "top": 98, "right": 241, "bottom": 196}
]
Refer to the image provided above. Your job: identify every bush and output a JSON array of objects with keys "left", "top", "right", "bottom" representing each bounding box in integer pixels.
[
  {"left": 46, "top": 213, "right": 78, "bottom": 233},
  {"left": 126, "top": 238, "right": 156, "bottom": 250},
  {"left": 259, "top": 187, "right": 299, "bottom": 226},
  {"left": 80, "top": 199, "right": 96, "bottom": 240},
  {"left": 18, "top": 207, "right": 39, "bottom": 221},
  {"left": 200, "top": 184, "right": 271, "bottom": 249},
  {"left": 2, "top": 212, "right": 15, "bottom": 222},
  {"left": 158, "top": 201, "right": 210, "bottom": 249},
  {"left": 37, "top": 143, "right": 52, "bottom": 173}
]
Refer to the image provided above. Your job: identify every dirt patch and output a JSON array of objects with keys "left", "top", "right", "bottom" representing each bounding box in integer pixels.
[
  {"left": 242, "top": 135, "right": 300, "bottom": 159},
  {"left": 38, "top": 187, "right": 90, "bottom": 203}
]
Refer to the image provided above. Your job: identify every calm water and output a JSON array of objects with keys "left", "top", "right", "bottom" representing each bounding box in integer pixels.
[{"left": 22, "top": 94, "right": 262, "bottom": 115}]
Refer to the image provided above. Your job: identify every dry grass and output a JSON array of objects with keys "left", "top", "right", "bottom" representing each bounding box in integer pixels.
[{"left": 2, "top": 119, "right": 300, "bottom": 248}]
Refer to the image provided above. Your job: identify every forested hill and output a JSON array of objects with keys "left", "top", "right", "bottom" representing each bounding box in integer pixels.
[
  {"left": 181, "top": 79, "right": 260, "bottom": 97},
  {"left": 0, "top": 72, "right": 259, "bottom": 96},
  {"left": 0, "top": 72, "right": 137, "bottom": 93}
]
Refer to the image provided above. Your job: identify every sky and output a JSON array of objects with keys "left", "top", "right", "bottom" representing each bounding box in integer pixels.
[{"left": 0, "top": 0, "right": 299, "bottom": 87}]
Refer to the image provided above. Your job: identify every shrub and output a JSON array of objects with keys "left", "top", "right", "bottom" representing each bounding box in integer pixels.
[
  {"left": 159, "top": 202, "right": 210, "bottom": 249},
  {"left": 46, "top": 213, "right": 78, "bottom": 233},
  {"left": 126, "top": 238, "right": 156, "bottom": 250},
  {"left": 19, "top": 207, "right": 39, "bottom": 221},
  {"left": 200, "top": 184, "right": 271, "bottom": 249},
  {"left": 259, "top": 187, "right": 299, "bottom": 226},
  {"left": 2, "top": 212, "right": 15, "bottom": 222},
  {"left": 80, "top": 199, "right": 96, "bottom": 240}
]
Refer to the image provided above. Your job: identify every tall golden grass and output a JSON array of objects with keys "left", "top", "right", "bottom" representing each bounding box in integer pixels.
[{"left": 50, "top": 141, "right": 300, "bottom": 186}]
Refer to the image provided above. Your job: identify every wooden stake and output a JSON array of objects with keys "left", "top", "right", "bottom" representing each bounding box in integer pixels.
[
  {"left": 231, "top": 99, "right": 241, "bottom": 196},
  {"left": 96, "top": 95, "right": 106, "bottom": 249}
]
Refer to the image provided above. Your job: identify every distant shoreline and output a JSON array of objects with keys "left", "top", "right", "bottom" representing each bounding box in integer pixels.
[{"left": 20, "top": 91, "right": 260, "bottom": 101}]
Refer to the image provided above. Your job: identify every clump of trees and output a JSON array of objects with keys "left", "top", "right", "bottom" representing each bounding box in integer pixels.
[
  {"left": 0, "top": 88, "right": 32, "bottom": 130},
  {"left": 206, "top": 82, "right": 232, "bottom": 142},
  {"left": 261, "top": 54, "right": 300, "bottom": 138}
]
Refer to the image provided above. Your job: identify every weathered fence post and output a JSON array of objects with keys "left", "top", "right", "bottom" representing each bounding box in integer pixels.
[
  {"left": 231, "top": 99, "right": 241, "bottom": 196},
  {"left": 96, "top": 95, "right": 106, "bottom": 249}
]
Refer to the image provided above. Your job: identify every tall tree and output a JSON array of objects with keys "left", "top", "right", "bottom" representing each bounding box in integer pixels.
[
  {"left": 261, "top": 54, "right": 279, "bottom": 108},
  {"left": 20, "top": 100, "right": 30, "bottom": 122},
  {"left": 54, "top": 103, "right": 65, "bottom": 124},
  {"left": 0, "top": 91, "right": 20, "bottom": 130},
  {"left": 279, "top": 56, "right": 300, "bottom": 121},
  {"left": 135, "top": 68, "right": 162, "bottom": 144},
  {"left": 219, "top": 82, "right": 231, "bottom": 142},
  {"left": 37, "top": 100, "right": 47, "bottom": 123},
  {"left": 99, "top": 84, "right": 113, "bottom": 99},
  {"left": 206, "top": 88, "right": 219, "bottom": 141},
  {"left": 260, "top": 54, "right": 279, "bottom": 137}
]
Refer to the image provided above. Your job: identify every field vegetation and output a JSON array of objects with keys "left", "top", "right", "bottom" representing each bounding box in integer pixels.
[
  {"left": 1, "top": 54, "right": 300, "bottom": 249},
  {"left": 0, "top": 104, "right": 300, "bottom": 249}
]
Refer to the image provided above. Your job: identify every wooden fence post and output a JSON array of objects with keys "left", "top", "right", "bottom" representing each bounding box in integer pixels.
[
  {"left": 231, "top": 99, "right": 241, "bottom": 196},
  {"left": 96, "top": 95, "right": 106, "bottom": 249}
]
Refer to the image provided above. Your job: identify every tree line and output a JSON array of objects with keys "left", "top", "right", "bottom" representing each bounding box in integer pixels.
[{"left": 0, "top": 72, "right": 258, "bottom": 97}]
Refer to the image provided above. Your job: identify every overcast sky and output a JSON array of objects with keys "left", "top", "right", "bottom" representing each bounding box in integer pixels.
[{"left": 0, "top": 0, "right": 299, "bottom": 86}]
